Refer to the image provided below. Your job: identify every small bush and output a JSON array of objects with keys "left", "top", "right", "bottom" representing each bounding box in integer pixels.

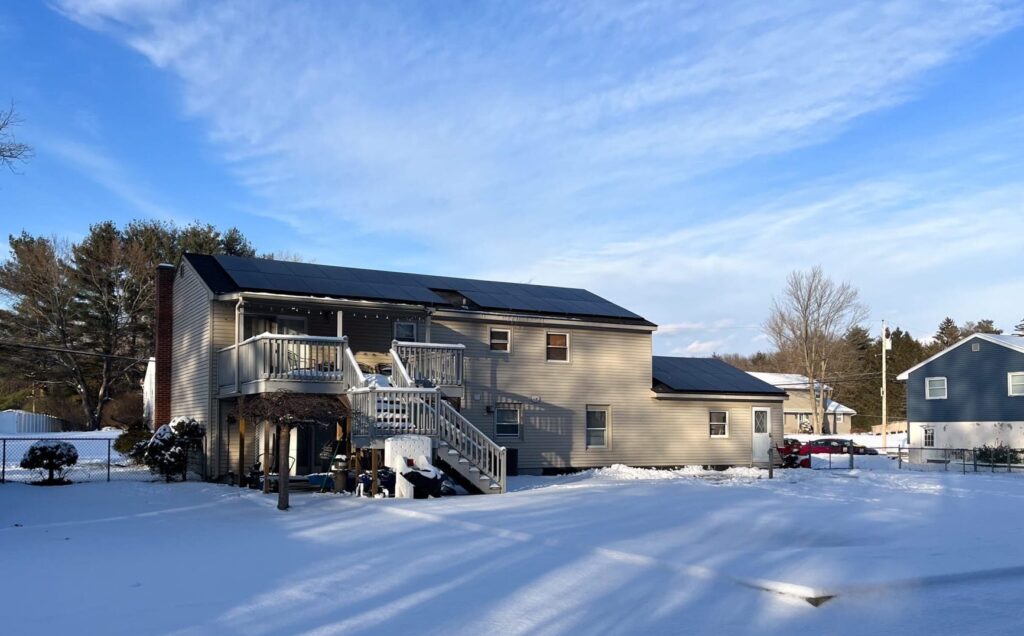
[
  {"left": 21, "top": 440, "right": 79, "bottom": 484},
  {"left": 114, "top": 425, "right": 153, "bottom": 459},
  {"left": 132, "top": 417, "right": 205, "bottom": 482}
]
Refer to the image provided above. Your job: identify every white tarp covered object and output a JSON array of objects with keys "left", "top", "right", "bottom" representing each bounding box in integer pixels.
[
  {"left": 384, "top": 435, "right": 433, "bottom": 498},
  {"left": 142, "top": 357, "right": 156, "bottom": 430}
]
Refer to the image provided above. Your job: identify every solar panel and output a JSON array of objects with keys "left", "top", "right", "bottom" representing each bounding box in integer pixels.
[
  {"left": 208, "top": 254, "right": 647, "bottom": 322},
  {"left": 652, "top": 357, "right": 785, "bottom": 395}
]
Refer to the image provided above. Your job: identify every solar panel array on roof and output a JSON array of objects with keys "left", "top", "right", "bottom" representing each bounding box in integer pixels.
[
  {"left": 195, "top": 254, "right": 648, "bottom": 323},
  {"left": 652, "top": 356, "right": 786, "bottom": 395}
]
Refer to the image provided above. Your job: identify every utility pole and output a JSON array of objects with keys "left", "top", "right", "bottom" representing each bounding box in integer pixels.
[{"left": 881, "top": 321, "right": 891, "bottom": 451}]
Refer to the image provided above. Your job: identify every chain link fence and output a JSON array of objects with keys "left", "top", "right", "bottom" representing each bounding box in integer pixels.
[
  {"left": 1, "top": 435, "right": 206, "bottom": 484},
  {"left": 800, "top": 446, "right": 1024, "bottom": 474}
]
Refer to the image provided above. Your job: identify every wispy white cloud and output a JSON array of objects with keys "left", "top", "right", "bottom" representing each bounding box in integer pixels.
[
  {"left": 50, "top": 0, "right": 1024, "bottom": 352},
  {"left": 44, "top": 137, "right": 181, "bottom": 221}
]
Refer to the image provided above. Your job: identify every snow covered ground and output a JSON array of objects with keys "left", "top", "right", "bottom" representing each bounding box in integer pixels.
[{"left": 4, "top": 465, "right": 1024, "bottom": 635}]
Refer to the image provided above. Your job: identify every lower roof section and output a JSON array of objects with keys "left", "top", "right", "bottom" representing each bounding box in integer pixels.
[{"left": 652, "top": 356, "right": 788, "bottom": 397}]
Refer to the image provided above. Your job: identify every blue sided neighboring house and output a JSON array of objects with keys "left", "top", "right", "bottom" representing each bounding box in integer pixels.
[{"left": 896, "top": 333, "right": 1024, "bottom": 452}]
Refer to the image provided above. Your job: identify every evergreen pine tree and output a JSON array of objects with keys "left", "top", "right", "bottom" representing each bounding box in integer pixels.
[
  {"left": 1013, "top": 318, "right": 1024, "bottom": 337},
  {"left": 933, "top": 317, "right": 961, "bottom": 347}
]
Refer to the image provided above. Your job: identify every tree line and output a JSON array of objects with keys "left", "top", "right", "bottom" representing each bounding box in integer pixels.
[
  {"left": 720, "top": 267, "right": 1022, "bottom": 432},
  {"left": 0, "top": 220, "right": 258, "bottom": 429}
]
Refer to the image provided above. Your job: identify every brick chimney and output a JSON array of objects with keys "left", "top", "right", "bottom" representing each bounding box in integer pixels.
[{"left": 154, "top": 263, "right": 175, "bottom": 428}]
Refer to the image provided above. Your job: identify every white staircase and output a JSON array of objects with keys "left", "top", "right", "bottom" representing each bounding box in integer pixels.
[{"left": 345, "top": 343, "right": 506, "bottom": 494}]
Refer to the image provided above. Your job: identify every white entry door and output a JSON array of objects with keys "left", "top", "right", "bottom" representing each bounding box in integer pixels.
[{"left": 752, "top": 407, "right": 771, "bottom": 462}]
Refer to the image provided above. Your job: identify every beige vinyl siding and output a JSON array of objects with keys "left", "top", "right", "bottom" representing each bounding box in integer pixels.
[
  {"left": 342, "top": 310, "right": 426, "bottom": 352},
  {"left": 431, "top": 316, "right": 783, "bottom": 470},
  {"left": 169, "top": 261, "right": 214, "bottom": 473},
  {"left": 210, "top": 300, "right": 236, "bottom": 478},
  {"left": 170, "top": 262, "right": 212, "bottom": 423}
]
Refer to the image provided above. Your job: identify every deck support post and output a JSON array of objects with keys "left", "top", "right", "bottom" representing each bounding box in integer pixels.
[
  {"left": 262, "top": 421, "right": 271, "bottom": 494},
  {"left": 333, "top": 415, "right": 346, "bottom": 493},
  {"left": 278, "top": 422, "right": 291, "bottom": 510},
  {"left": 371, "top": 449, "right": 380, "bottom": 497},
  {"left": 238, "top": 411, "right": 247, "bottom": 488}
]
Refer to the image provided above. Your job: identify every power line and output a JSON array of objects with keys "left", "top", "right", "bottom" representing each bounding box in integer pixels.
[{"left": 0, "top": 340, "right": 151, "bottom": 363}]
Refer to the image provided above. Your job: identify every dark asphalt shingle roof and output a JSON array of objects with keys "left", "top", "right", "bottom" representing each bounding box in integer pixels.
[
  {"left": 652, "top": 356, "right": 787, "bottom": 396},
  {"left": 183, "top": 253, "right": 652, "bottom": 325}
]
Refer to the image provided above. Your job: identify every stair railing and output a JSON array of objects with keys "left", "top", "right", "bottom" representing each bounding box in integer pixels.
[{"left": 437, "top": 400, "right": 507, "bottom": 493}]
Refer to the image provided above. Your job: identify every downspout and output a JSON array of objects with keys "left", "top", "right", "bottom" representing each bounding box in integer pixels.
[{"left": 235, "top": 298, "right": 244, "bottom": 395}]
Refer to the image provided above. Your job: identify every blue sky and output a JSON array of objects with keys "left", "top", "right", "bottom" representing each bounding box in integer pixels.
[{"left": 2, "top": 1, "right": 1023, "bottom": 355}]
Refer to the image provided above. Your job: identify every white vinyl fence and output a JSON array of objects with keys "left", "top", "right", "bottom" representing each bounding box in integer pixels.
[{"left": 0, "top": 410, "right": 64, "bottom": 434}]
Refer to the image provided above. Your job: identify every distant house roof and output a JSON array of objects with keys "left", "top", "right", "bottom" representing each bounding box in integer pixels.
[
  {"left": 182, "top": 253, "right": 653, "bottom": 325},
  {"left": 747, "top": 372, "right": 827, "bottom": 391},
  {"left": 895, "top": 333, "right": 1024, "bottom": 380},
  {"left": 747, "top": 371, "right": 857, "bottom": 415},
  {"left": 652, "top": 357, "right": 787, "bottom": 396}
]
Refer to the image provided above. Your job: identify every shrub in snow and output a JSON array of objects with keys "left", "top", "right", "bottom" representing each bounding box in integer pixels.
[
  {"left": 976, "top": 444, "right": 1021, "bottom": 466},
  {"left": 20, "top": 440, "right": 79, "bottom": 484},
  {"left": 131, "top": 417, "right": 205, "bottom": 482}
]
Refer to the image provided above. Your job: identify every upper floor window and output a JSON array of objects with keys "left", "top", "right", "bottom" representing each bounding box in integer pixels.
[
  {"left": 1009, "top": 372, "right": 1024, "bottom": 397},
  {"left": 490, "top": 328, "right": 511, "bottom": 352},
  {"left": 495, "top": 404, "right": 521, "bottom": 438},
  {"left": 393, "top": 321, "right": 417, "bottom": 342},
  {"left": 709, "top": 411, "right": 728, "bottom": 438},
  {"left": 546, "top": 332, "right": 569, "bottom": 362},
  {"left": 925, "top": 377, "right": 947, "bottom": 400}
]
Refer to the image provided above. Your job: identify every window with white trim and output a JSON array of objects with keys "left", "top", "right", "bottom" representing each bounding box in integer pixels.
[
  {"left": 1009, "top": 372, "right": 1024, "bottom": 397},
  {"left": 546, "top": 332, "right": 569, "bottom": 362},
  {"left": 925, "top": 377, "right": 947, "bottom": 400},
  {"left": 490, "top": 328, "right": 511, "bottom": 352},
  {"left": 586, "top": 405, "right": 609, "bottom": 449},
  {"left": 495, "top": 404, "right": 521, "bottom": 438},
  {"left": 835, "top": 413, "right": 844, "bottom": 426},
  {"left": 709, "top": 411, "right": 728, "bottom": 438},
  {"left": 924, "top": 428, "right": 934, "bottom": 447},
  {"left": 393, "top": 321, "right": 417, "bottom": 342}
]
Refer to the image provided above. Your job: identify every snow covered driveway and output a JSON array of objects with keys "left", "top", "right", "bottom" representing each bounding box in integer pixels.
[{"left": 3, "top": 465, "right": 1024, "bottom": 635}]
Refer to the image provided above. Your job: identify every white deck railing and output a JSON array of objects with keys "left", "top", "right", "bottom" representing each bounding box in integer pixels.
[
  {"left": 218, "top": 334, "right": 346, "bottom": 391},
  {"left": 392, "top": 340, "right": 465, "bottom": 387}
]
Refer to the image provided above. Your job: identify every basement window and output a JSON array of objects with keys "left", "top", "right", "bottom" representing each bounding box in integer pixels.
[
  {"left": 709, "top": 411, "right": 728, "bottom": 438},
  {"left": 495, "top": 404, "right": 521, "bottom": 438},
  {"left": 586, "top": 405, "right": 610, "bottom": 449}
]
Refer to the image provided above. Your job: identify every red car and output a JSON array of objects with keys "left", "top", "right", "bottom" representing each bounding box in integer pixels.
[{"left": 798, "top": 438, "right": 879, "bottom": 456}]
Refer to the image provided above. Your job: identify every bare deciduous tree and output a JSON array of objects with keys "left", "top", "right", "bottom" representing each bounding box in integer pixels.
[
  {"left": 1, "top": 103, "right": 31, "bottom": 171},
  {"left": 234, "top": 392, "right": 344, "bottom": 511},
  {"left": 764, "top": 266, "right": 868, "bottom": 434}
]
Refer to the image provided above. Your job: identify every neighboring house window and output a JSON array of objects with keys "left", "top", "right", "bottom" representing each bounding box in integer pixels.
[
  {"left": 924, "top": 428, "right": 934, "bottom": 447},
  {"left": 1009, "top": 372, "right": 1024, "bottom": 397},
  {"left": 490, "top": 328, "right": 511, "bottom": 352},
  {"left": 925, "top": 377, "right": 947, "bottom": 400},
  {"left": 586, "top": 405, "right": 609, "bottom": 449},
  {"left": 495, "top": 404, "right": 521, "bottom": 438},
  {"left": 709, "top": 411, "right": 728, "bottom": 438},
  {"left": 546, "top": 332, "right": 569, "bottom": 362},
  {"left": 394, "top": 321, "right": 417, "bottom": 342},
  {"left": 835, "top": 413, "right": 844, "bottom": 426}
]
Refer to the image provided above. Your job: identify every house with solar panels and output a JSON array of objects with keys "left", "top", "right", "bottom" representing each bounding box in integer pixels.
[{"left": 152, "top": 253, "right": 787, "bottom": 494}]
